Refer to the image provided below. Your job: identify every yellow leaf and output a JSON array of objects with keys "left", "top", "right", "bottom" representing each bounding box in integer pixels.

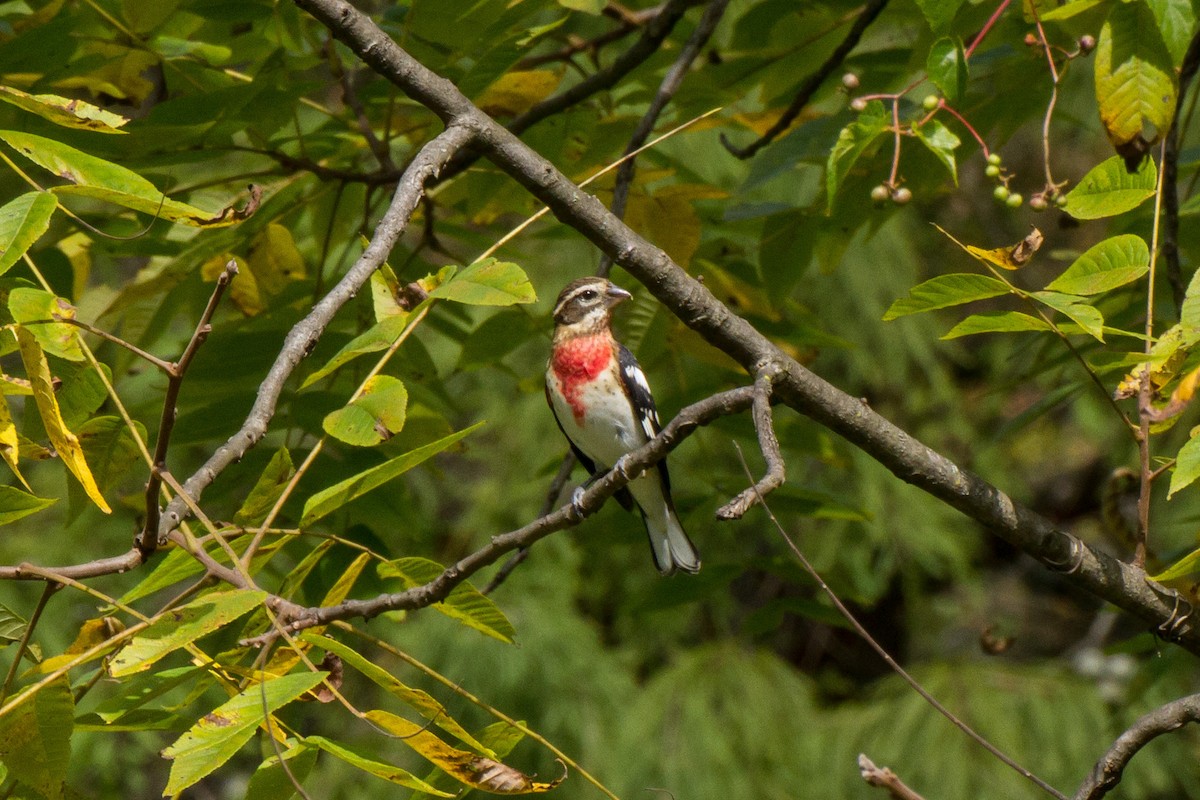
[
  {"left": 477, "top": 70, "right": 561, "bottom": 116},
  {"left": 16, "top": 328, "right": 110, "bottom": 513},
  {"left": 203, "top": 254, "right": 260, "bottom": 315},
  {"left": 935, "top": 224, "right": 1044, "bottom": 271},
  {"left": 247, "top": 223, "right": 307, "bottom": 295},
  {"left": 0, "top": 394, "right": 28, "bottom": 489}
]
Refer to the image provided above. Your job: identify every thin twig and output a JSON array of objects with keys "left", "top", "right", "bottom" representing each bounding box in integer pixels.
[
  {"left": 1073, "top": 693, "right": 1200, "bottom": 800},
  {"left": 721, "top": 0, "right": 889, "bottom": 158},
  {"left": 859, "top": 754, "right": 927, "bottom": 800},
  {"left": 731, "top": 446, "right": 1067, "bottom": 800},
  {"left": 716, "top": 372, "right": 784, "bottom": 519},
  {"left": 0, "top": 582, "right": 60, "bottom": 705},
  {"left": 139, "top": 260, "right": 237, "bottom": 555},
  {"left": 52, "top": 317, "right": 174, "bottom": 373}
]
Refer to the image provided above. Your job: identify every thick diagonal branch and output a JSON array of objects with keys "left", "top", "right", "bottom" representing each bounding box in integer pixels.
[
  {"left": 1073, "top": 693, "right": 1200, "bottom": 800},
  {"left": 289, "top": 0, "right": 1200, "bottom": 655}
]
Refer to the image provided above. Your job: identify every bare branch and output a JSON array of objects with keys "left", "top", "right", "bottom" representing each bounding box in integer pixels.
[
  {"left": 1073, "top": 693, "right": 1200, "bottom": 800},
  {"left": 717, "top": 372, "right": 784, "bottom": 519},
  {"left": 140, "top": 260, "right": 237, "bottom": 554},
  {"left": 720, "top": 0, "right": 890, "bottom": 159},
  {"left": 154, "top": 124, "right": 475, "bottom": 545},
  {"left": 599, "top": 0, "right": 729, "bottom": 276},
  {"left": 242, "top": 386, "right": 755, "bottom": 642},
  {"left": 293, "top": 0, "right": 1200, "bottom": 653},
  {"left": 858, "top": 755, "right": 927, "bottom": 800}
]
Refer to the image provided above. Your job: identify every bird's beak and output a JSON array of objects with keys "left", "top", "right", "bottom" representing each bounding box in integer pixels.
[{"left": 606, "top": 284, "right": 632, "bottom": 307}]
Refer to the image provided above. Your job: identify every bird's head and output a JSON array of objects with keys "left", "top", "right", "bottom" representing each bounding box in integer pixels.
[{"left": 552, "top": 278, "right": 632, "bottom": 332}]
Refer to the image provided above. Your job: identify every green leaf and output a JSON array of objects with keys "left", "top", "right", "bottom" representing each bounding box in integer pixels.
[
  {"left": 0, "top": 485, "right": 56, "bottom": 526},
  {"left": 1150, "top": 543, "right": 1200, "bottom": 581},
  {"left": 10, "top": 288, "right": 83, "bottom": 361},
  {"left": 1182, "top": 268, "right": 1200, "bottom": 344},
  {"left": 1063, "top": 156, "right": 1156, "bottom": 220},
  {"left": 428, "top": 258, "right": 536, "bottom": 306},
  {"left": 826, "top": 100, "right": 889, "bottom": 211},
  {"left": 0, "top": 86, "right": 129, "bottom": 133},
  {"left": 1044, "top": 235, "right": 1150, "bottom": 295},
  {"left": 301, "top": 633, "right": 494, "bottom": 754},
  {"left": 1040, "top": 0, "right": 1107, "bottom": 20},
  {"left": 235, "top": 448, "right": 295, "bottom": 524},
  {"left": 0, "top": 603, "right": 26, "bottom": 645},
  {"left": 75, "top": 416, "right": 146, "bottom": 496},
  {"left": 1168, "top": 432, "right": 1200, "bottom": 498},
  {"left": 0, "top": 192, "right": 57, "bottom": 276},
  {"left": 556, "top": 0, "right": 605, "bottom": 12},
  {"left": 1094, "top": 1, "right": 1177, "bottom": 152},
  {"left": 0, "top": 677, "right": 73, "bottom": 800},
  {"left": 914, "top": 119, "right": 961, "bottom": 184},
  {"left": 913, "top": 0, "right": 964, "bottom": 32},
  {"left": 883, "top": 274, "right": 1011, "bottom": 320},
  {"left": 0, "top": 131, "right": 246, "bottom": 228},
  {"left": 926, "top": 37, "right": 968, "bottom": 103},
  {"left": 1031, "top": 292, "right": 1105, "bottom": 341},
  {"left": 301, "top": 423, "right": 483, "bottom": 526},
  {"left": 303, "top": 736, "right": 453, "bottom": 796},
  {"left": 301, "top": 314, "right": 409, "bottom": 389},
  {"left": 322, "top": 375, "right": 408, "bottom": 447},
  {"left": 1145, "top": 0, "right": 1196, "bottom": 63},
  {"left": 244, "top": 744, "right": 319, "bottom": 800},
  {"left": 109, "top": 589, "right": 266, "bottom": 676},
  {"left": 941, "top": 311, "right": 1053, "bottom": 338},
  {"left": 378, "top": 558, "right": 516, "bottom": 643},
  {"left": 162, "top": 671, "right": 327, "bottom": 796}
]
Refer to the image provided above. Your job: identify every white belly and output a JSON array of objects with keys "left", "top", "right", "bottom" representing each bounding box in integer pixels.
[{"left": 548, "top": 367, "right": 648, "bottom": 470}]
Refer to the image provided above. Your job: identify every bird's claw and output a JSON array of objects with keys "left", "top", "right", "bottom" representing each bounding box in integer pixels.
[
  {"left": 612, "top": 455, "right": 632, "bottom": 482},
  {"left": 570, "top": 486, "right": 586, "bottom": 520}
]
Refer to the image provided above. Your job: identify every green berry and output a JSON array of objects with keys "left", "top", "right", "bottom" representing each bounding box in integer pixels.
[
  {"left": 1006, "top": 193, "right": 1024, "bottom": 208},
  {"left": 892, "top": 187, "right": 913, "bottom": 205},
  {"left": 1055, "top": 194, "right": 1069, "bottom": 207},
  {"left": 985, "top": 164, "right": 1001, "bottom": 178},
  {"left": 987, "top": 153, "right": 1002, "bottom": 167},
  {"left": 922, "top": 94, "right": 939, "bottom": 111},
  {"left": 870, "top": 184, "right": 890, "bottom": 203},
  {"left": 993, "top": 185, "right": 1010, "bottom": 202}
]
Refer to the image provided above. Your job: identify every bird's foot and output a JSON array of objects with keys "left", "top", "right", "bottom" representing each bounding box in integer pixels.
[
  {"left": 612, "top": 455, "right": 633, "bottom": 482},
  {"left": 570, "top": 486, "right": 587, "bottom": 520}
]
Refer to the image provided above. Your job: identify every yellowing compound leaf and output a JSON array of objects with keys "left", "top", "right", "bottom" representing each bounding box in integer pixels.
[
  {"left": 477, "top": 70, "right": 562, "bottom": 116},
  {"left": 302, "top": 633, "right": 494, "bottom": 755},
  {"left": 9, "top": 288, "right": 84, "bottom": 360},
  {"left": 16, "top": 328, "right": 110, "bottom": 513},
  {"left": 965, "top": 228, "right": 1044, "bottom": 270},
  {"left": 162, "top": 671, "right": 326, "bottom": 796},
  {"left": 0, "top": 86, "right": 129, "bottom": 133},
  {"left": 378, "top": 557, "right": 516, "bottom": 643},
  {"left": 304, "top": 736, "right": 454, "bottom": 796},
  {"left": 0, "top": 131, "right": 253, "bottom": 227},
  {"left": 428, "top": 258, "right": 536, "bottom": 306},
  {"left": 365, "top": 710, "right": 564, "bottom": 794},
  {"left": 109, "top": 589, "right": 266, "bottom": 676},
  {"left": 247, "top": 223, "right": 307, "bottom": 294},
  {"left": 323, "top": 375, "right": 408, "bottom": 446},
  {"left": 0, "top": 394, "right": 27, "bottom": 488}
]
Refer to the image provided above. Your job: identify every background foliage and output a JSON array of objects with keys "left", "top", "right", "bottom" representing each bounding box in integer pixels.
[{"left": 0, "top": 0, "right": 1199, "bottom": 797}]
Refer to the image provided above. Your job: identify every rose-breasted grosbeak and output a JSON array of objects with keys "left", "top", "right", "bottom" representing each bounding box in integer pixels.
[{"left": 545, "top": 277, "right": 701, "bottom": 575}]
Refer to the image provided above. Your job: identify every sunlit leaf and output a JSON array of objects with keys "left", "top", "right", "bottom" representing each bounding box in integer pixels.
[
  {"left": 304, "top": 736, "right": 453, "bottom": 796},
  {"left": 0, "top": 603, "right": 26, "bottom": 645},
  {"left": 926, "top": 37, "right": 967, "bottom": 103},
  {"left": 365, "top": 710, "right": 564, "bottom": 793},
  {"left": 1094, "top": 1, "right": 1177, "bottom": 160},
  {"left": 162, "top": 671, "right": 326, "bottom": 795},
  {"left": 1030, "top": 291, "right": 1105, "bottom": 341},
  {"left": 378, "top": 558, "right": 516, "bottom": 643},
  {"left": 0, "top": 130, "right": 251, "bottom": 227},
  {"left": 16, "top": 328, "right": 110, "bottom": 513},
  {"left": 322, "top": 375, "right": 408, "bottom": 447},
  {"left": 302, "top": 633, "right": 494, "bottom": 754},
  {"left": 301, "top": 314, "right": 410, "bottom": 389},
  {"left": 9, "top": 288, "right": 83, "bottom": 360},
  {"left": 826, "top": 100, "right": 889, "bottom": 210},
  {"left": 0, "top": 486, "right": 56, "bottom": 526},
  {"left": 1063, "top": 156, "right": 1156, "bottom": 220},
  {"left": 1150, "top": 544, "right": 1200, "bottom": 581},
  {"left": 1045, "top": 235, "right": 1149, "bottom": 295},
  {"left": 913, "top": 0, "right": 964, "bottom": 31},
  {"left": 884, "top": 274, "right": 1010, "bottom": 320},
  {"left": 477, "top": 70, "right": 562, "bottom": 116},
  {"left": 0, "top": 85, "right": 129, "bottom": 133},
  {"left": 301, "top": 423, "right": 484, "bottom": 526},
  {"left": 941, "top": 311, "right": 1053, "bottom": 338},
  {"left": 1169, "top": 431, "right": 1200, "bottom": 498},
  {"left": 429, "top": 258, "right": 536, "bottom": 306},
  {"left": 1145, "top": 0, "right": 1196, "bottom": 63},
  {"left": 0, "top": 394, "right": 27, "bottom": 488},
  {"left": 914, "top": 119, "right": 960, "bottom": 184},
  {"left": 244, "top": 744, "right": 319, "bottom": 800},
  {"left": 0, "top": 192, "right": 57, "bottom": 276},
  {"left": 109, "top": 589, "right": 266, "bottom": 676}
]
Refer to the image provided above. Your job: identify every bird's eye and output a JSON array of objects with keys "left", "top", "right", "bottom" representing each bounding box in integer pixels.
[{"left": 580, "top": 289, "right": 598, "bottom": 301}]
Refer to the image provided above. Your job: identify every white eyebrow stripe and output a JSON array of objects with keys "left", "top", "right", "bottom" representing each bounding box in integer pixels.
[{"left": 553, "top": 283, "right": 604, "bottom": 318}]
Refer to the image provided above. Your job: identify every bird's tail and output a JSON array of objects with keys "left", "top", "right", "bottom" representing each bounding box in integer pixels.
[{"left": 642, "top": 504, "right": 701, "bottom": 576}]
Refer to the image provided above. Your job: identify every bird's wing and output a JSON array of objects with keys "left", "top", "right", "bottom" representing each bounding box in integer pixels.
[{"left": 616, "top": 343, "right": 672, "bottom": 497}]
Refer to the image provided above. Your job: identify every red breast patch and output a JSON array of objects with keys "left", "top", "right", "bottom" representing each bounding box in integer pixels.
[{"left": 552, "top": 335, "right": 612, "bottom": 423}]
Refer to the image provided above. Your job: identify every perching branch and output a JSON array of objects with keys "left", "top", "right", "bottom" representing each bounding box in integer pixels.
[
  {"left": 717, "top": 371, "right": 784, "bottom": 519},
  {"left": 720, "top": 0, "right": 890, "bottom": 159},
  {"left": 858, "top": 755, "right": 928, "bottom": 800},
  {"left": 243, "top": 386, "right": 756, "bottom": 641},
  {"left": 1073, "top": 693, "right": 1200, "bottom": 800},
  {"left": 292, "top": 0, "right": 1200, "bottom": 655}
]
